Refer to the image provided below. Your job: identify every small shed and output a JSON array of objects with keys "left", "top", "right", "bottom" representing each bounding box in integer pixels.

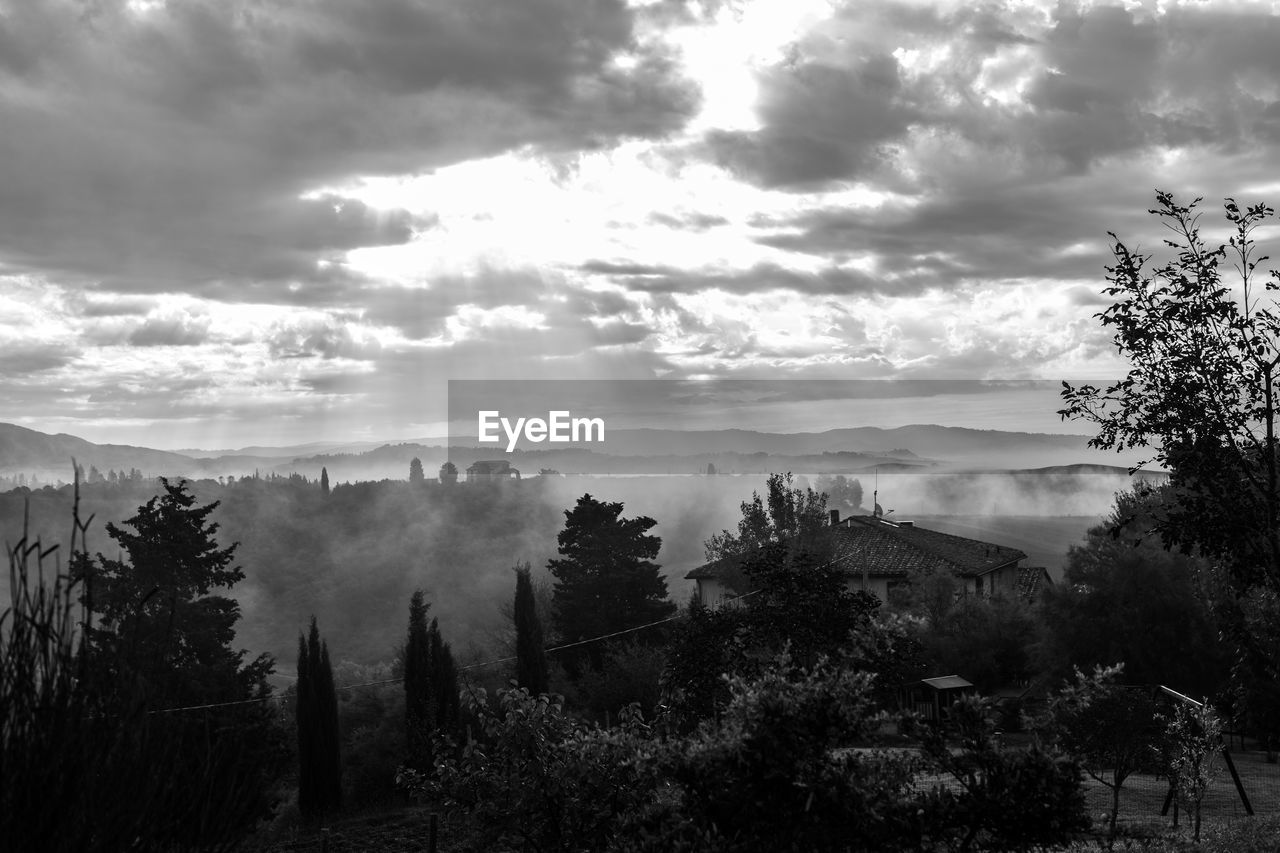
[{"left": 901, "top": 675, "right": 976, "bottom": 723}]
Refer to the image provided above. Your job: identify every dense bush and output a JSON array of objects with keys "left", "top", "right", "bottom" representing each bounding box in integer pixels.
[
  {"left": 400, "top": 686, "right": 655, "bottom": 852},
  {"left": 921, "top": 596, "right": 1039, "bottom": 693},
  {"left": 562, "top": 639, "right": 668, "bottom": 723},
  {"left": 633, "top": 659, "right": 1087, "bottom": 853},
  {"left": 404, "top": 649, "right": 1092, "bottom": 852},
  {"left": 629, "top": 652, "right": 933, "bottom": 853}
]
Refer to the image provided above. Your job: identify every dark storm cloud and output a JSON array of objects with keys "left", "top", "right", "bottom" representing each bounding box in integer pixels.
[
  {"left": 712, "top": 1, "right": 1280, "bottom": 190},
  {"left": 0, "top": 0, "right": 699, "bottom": 301},
  {"left": 706, "top": 54, "right": 919, "bottom": 189},
  {"left": 754, "top": 182, "right": 1125, "bottom": 282},
  {"left": 294, "top": 0, "right": 633, "bottom": 97}
]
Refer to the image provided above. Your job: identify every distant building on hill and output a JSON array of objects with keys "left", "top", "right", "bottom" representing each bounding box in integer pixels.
[
  {"left": 686, "top": 509, "right": 1050, "bottom": 608},
  {"left": 466, "top": 460, "right": 521, "bottom": 483}
]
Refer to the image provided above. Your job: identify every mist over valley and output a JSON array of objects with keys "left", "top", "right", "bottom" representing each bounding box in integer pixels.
[{"left": 1, "top": 434, "right": 1152, "bottom": 675}]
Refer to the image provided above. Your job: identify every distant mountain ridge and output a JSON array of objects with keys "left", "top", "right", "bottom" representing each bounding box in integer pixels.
[
  {"left": 0, "top": 421, "right": 1155, "bottom": 483},
  {"left": 577, "top": 425, "right": 1100, "bottom": 458},
  {"left": 0, "top": 422, "right": 197, "bottom": 480}
]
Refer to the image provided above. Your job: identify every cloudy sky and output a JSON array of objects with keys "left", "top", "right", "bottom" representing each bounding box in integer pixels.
[{"left": 3, "top": 0, "right": 1280, "bottom": 449}]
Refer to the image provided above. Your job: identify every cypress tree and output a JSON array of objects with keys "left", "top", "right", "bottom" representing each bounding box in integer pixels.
[
  {"left": 513, "top": 563, "right": 548, "bottom": 694},
  {"left": 320, "top": 467, "right": 330, "bottom": 497},
  {"left": 296, "top": 633, "right": 314, "bottom": 816},
  {"left": 404, "top": 591, "right": 432, "bottom": 768},
  {"left": 296, "top": 616, "right": 341, "bottom": 819},
  {"left": 317, "top": 639, "right": 342, "bottom": 811},
  {"left": 409, "top": 457, "right": 425, "bottom": 484},
  {"left": 429, "top": 617, "right": 460, "bottom": 733}
]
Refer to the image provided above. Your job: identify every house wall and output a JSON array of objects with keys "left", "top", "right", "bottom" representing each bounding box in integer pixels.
[
  {"left": 696, "top": 578, "right": 736, "bottom": 608},
  {"left": 700, "top": 575, "right": 900, "bottom": 607},
  {"left": 844, "top": 575, "right": 891, "bottom": 602},
  {"left": 975, "top": 565, "right": 1019, "bottom": 597}
]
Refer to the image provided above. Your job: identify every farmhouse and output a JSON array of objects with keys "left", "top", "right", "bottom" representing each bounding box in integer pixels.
[
  {"left": 466, "top": 460, "right": 521, "bottom": 483},
  {"left": 685, "top": 510, "right": 1051, "bottom": 608}
]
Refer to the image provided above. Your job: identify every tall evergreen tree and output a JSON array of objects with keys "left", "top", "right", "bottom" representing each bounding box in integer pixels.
[
  {"left": 513, "top": 563, "right": 549, "bottom": 694},
  {"left": 409, "top": 457, "right": 425, "bottom": 484},
  {"left": 70, "top": 478, "right": 283, "bottom": 846},
  {"left": 429, "top": 617, "right": 461, "bottom": 732},
  {"left": 548, "top": 494, "right": 674, "bottom": 673},
  {"left": 296, "top": 616, "right": 342, "bottom": 819},
  {"left": 404, "top": 591, "right": 462, "bottom": 769},
  {"left": 320, "top": 466, "right": 330, "bottom": 497},
  {"left": 404, "top": 590, "right": 433, "bottom": 768}
]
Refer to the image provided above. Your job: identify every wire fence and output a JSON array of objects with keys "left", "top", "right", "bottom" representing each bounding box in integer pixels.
[{"left": 1096, "top": 741, "right": 1280, "bottom": 826}]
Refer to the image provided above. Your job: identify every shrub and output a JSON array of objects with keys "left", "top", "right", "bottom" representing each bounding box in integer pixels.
[
  {"left": 921, "top": 695, "right": 1091, "bottom": 851},
  {"left": 630, "top": 652, "right": 932, "bottom": 852},
  {"left": 566, "top": 639, "right": 667, "bottom": 723},
  {"left": 1040, "top": 664, "right": 1163, "bottom": 842},
  {"left": 334, "top": 661, "right": 406, "bottom": 808},
  {"left": 400, "top": 686, "right": 654, "bottom": 852}
]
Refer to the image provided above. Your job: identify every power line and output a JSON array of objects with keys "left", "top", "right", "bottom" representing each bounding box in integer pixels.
[
  {"left": 148, "top": 595, "right": 747, "bottom": 715},
  {"left": 149, "top": 544, "right": 839, "bottom": 715}
]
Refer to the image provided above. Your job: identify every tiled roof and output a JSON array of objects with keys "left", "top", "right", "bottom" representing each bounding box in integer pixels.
[
  {"left": 1014, "top": 566, "right": 1052, "bottom": 599},
  {"left": 685, "top": 515, "right": 1026, "bottom": 584}
]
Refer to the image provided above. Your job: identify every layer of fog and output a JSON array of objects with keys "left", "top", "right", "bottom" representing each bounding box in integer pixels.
[{"left": 2, "top": 467, "right": 1153, "bottom": 675}]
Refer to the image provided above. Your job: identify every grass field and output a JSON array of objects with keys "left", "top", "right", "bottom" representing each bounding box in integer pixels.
[{"left": 1086, "top": 747, "right": 1280, "bottom": 825}]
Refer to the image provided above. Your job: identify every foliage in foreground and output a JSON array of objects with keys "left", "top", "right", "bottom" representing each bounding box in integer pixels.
[
  {"left": 400, "top": 686, "right": 653, "bottom": 852},
  {"left": 2, "top": 483, "right": 286, "bottom": 852},
  {"left": 1060, "top": 192, "right": 1280, "bottom": 674},
  {"left": 404, "top": 651, "right": 1090, "bottom": 852}
]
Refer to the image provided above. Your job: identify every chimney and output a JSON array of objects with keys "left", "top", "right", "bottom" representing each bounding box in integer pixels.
[
  {"left": 898, "top": 520, "right": 914, "bottom": 528},
  {"left": 829, "top": 509, "right": 840, "bottom": 526}
]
